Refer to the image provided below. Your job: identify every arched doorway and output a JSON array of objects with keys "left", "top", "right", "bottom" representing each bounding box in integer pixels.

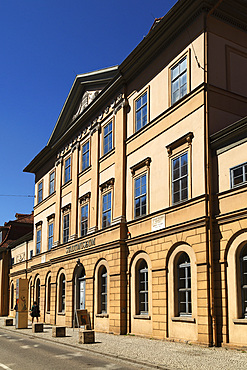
[
  {"left": 35, "top": 278, "right": 40, "bottom": 307},
  {"left": 74, "top": 261, "right": 86, "bottom": 310}
]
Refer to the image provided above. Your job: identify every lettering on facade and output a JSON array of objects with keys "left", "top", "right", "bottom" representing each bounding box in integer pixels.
[{"left": 66, "top": 238, "right": 96, "bottom": 254}]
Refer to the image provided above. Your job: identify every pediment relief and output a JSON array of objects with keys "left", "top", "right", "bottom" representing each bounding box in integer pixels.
[
  {"left": 72, "top": 90, "right": 101, "bottom": 122},
  {"left": 56, "top": 92, "right": 126, "bottom": 162}
]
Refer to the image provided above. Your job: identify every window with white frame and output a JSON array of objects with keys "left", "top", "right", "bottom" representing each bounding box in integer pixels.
[
  {"left": 171, "top": 56, "right": 187, "bottom": 105},
  {"left": 82, "top": 141, "right": 90, "bottom": 171},
  {"left": 38, "top": 181, "right": 43, "bottom": 203},
  {"left": 49, "top": 171, "right": 55, "bottom": 195},
  {"left": 240, "top": 245, "right": 247, "bottom": 318},
  {"left": 134, "top": 173, "right": 147, "bottom": 218},
  {"left": 172, "top": 152, "right": 188, "bottom": 204},
  {"left": 103, "top": 121, "right": 113, "bottom": 155},
  {"left": 10, "top": 283, "right": 14, "bottom": 310},
  {"left": 81, "top": 203, "right": 88, "bottom": 236},
  {"left": 137, "top": 259, "right": 148, "bottom": 315},
  {"left": 230, "top": 162, "right": 247, "bottom": 188},
  {"left": 36, "top": 228, "right": 41, "bottom": 254},
  {"left": 102, "top": 192, "right": 111, "bottom": 228},
  {"left": 48, "top": 222, "right": 54, "bottom": 250},
  {"left": 64, "top": 157, "right": 71, "bottom": 183},
  {"left": 99, "top": 266, "right": 107, "bottom": 313},
  {"left": 135, "top": 91, "right": 147, "bottom": 131},
  {"left": 177, "top": 252, "right": 191, "bottom": 316},
  {"left": 63, "top": 213, "right": 70, "bottom": 243}
]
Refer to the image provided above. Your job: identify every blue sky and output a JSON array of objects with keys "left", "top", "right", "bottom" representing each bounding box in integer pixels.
[{"left": 0, "top": 0, "right": 177, "bottom": 225}]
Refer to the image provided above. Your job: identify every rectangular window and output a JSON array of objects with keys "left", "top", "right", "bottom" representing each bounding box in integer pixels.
[
  {"left": 135, "top": 91, "right": 147, "bottom": 131},
  {"left": 134, "top": 174, "right": 147, "bottom": 218},
  {"left": 171, "top": 56, "right": 187, "bottom": 105},
  {"left": 38, "top": 182, "right": 43, "bottom": 203},
  {"left": 82, "top": 141, "right": 90, "bottom": 171},
  {"left": 230, "top": 162, "right": 247, "bottom": 188},
  {"left": 81, "top": 204, "right": 88, "bottom": 236},
  {"left": 36, "top": 229, "right": 41, "bottom": 254},
  {"left": 102, "top": 192, "right": 111, "bottom": 228},
  {"left": 103, "top": 121, "right": 113, "bottom": 155},
  {"left": 172, "top": 152, "right": 188, "bottom": 204},
  {"left": 64, "top": 157, "right": 71, "bottom": 183},
  {"left": 30, "top": 250, "right": 33, "bottom": 259},
  {"left": 63, "top": 214, "right": 70, "bottom": 243},
  {"left": 49, "top": 171, "right": 55, "bottom": 195},
  {"left": 48, "top": 222, "right": 54, "bottom": 250}
]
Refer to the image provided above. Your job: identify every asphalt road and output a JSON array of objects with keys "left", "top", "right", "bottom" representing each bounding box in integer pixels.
[{"left": 0, "top": 328, "right": 149, "bottom": 370}]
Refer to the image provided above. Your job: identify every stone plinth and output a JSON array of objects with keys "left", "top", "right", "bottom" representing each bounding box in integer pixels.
[
  {"left": 52, "top": 326, "right": 66, "bottom": 337},
  {"left": 79, "top": 329, "right": 95, "bottom": 344},
  {"left": 32, "top": 323, "right": 43, "bottom": 333},
  {"left": 4, "top": 318, "right": 13, "bottom": 326}
]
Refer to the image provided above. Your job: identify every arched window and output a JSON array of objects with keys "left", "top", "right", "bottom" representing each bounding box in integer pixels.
[
  {"left": 240, "top": 245, "right": 247, "bottom": 318},
  {"left": 137, "top": 259, "right": 148, "bottom": 315},
  {"left": 46, "top": 276, "right": 51, "bottom": 312},
  {"left": 59, "top": 273, "right": 65, "bottom": 312},
  {"left": 177, "top": 252, "right": 191, "bottom": 316},
  {"left": 10, "top": 283, "right": 14, "bottom": 310},
  {"left": 36, "top": 278, "right": 40, "bottom": 307},
  {"left": 99, "top": 266, "right": 107, "bottom": 313}
]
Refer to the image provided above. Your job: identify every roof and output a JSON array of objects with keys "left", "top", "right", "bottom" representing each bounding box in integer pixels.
[{"left": 0, "top": 213, "right": 34, "bottom": 250}]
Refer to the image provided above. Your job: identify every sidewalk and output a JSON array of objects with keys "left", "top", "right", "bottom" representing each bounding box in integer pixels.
[{"left": 0, "top": 317, "right": 247, "bottom": 370}]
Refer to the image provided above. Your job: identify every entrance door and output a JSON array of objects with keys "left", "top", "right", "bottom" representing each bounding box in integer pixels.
[{"left": 79, "top": 279, "right": 85, "bottom": 309}]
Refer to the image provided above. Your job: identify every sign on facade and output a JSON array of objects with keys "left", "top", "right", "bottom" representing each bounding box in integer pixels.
[{"left": 152, "top": 215, "right": 166, "bottom": 231}]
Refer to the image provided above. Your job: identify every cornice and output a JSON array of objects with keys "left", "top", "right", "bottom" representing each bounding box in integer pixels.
[
  {"left": 210, "top": 116, "right": 247, "bottom": 151},
  {"left": 126, "top": 216, "right": 209, "bottom": 246}
]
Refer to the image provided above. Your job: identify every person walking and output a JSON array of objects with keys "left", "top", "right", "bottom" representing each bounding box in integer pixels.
[{"left": 30, "top": 301, "right": 40, "bottom": 323}]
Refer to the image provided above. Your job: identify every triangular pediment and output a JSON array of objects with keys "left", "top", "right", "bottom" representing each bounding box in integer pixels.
[{"left": 47, "top": 66, "right": 118, "bottom": 148}]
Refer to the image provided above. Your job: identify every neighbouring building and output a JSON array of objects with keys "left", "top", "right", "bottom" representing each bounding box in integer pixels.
[
  {"left": 0, "top": 213, "right": 33, "bottom": 315},
  {"left": 9, "top": 0, "right": 247, "bottom": 348}
]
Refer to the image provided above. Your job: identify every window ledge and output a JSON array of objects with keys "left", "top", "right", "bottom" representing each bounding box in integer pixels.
[
  {"left": 233, "top": 319, "right": 247, "bottom": 325},
  {"left": 95, "top": 313, "right": 109, "bottom": 318},
  {"left": 62, "top": 179, "right": 72, "bottom": 190},
  {"left": 99, "top": 148, "right": 115, "bottom": 163},
  {"left": 133, "top": 315, "right": 151, "bottom": 320},
  {"left": 57, "top": 312, "right": 65, "bottom": 316},
  {"left": 79, "top": 165, "right": 92, "bottom": 178},
  {"left": 171, "top": 316, "right": 195, "bottom": 323}
]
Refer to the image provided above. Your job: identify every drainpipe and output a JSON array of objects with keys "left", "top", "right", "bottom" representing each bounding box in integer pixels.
[
  {"left": 205, "top": 0, "right": 224, "bottom": 347},
  {"left": 25, "top": 240, "right": 28, "bottom": 279}
]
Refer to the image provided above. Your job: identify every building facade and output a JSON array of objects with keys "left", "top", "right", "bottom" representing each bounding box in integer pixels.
[
  {"left": 9, "top": 0, "right": 247, "bottom": 347},
  {"left": 0, "top": 213, "right": 33, "bottom": 316}
]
